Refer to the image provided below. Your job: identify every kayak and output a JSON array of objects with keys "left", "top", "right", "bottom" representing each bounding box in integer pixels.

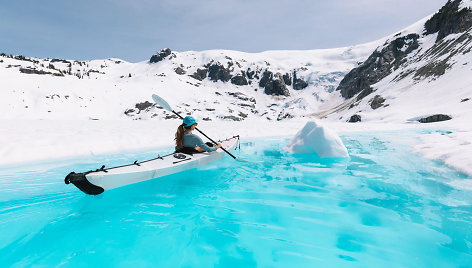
[{"left": 65, "top": 136, "right": 239, "bottom": 195}]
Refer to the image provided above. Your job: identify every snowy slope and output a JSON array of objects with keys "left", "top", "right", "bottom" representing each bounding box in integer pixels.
[
  {"left": 0, "top": 41, "right": 379, "bottom": 122},
  {"left": 322, "top": 0, "right": 472, "bottom": 125}
]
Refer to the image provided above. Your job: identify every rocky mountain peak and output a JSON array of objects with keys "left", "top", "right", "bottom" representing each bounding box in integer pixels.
[
  {"left": 335, "top": 0, "right": 472, "bottom": 102},
  {"left": 424, "top": 0, "right": 472, "bottom": 42},
  {"left": 336, "top": 34, "right": 420, "bottom": 99},
  {"left": 149, "top": 48, "right": 173, "bottom": 63}
]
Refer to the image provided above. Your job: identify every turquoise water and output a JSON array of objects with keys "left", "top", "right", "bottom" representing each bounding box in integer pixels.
[{"left": 1, "top": 132, "right": 471, "bottom": 267}]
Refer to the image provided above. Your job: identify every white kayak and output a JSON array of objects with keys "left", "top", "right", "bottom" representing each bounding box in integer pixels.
[{"left": 65, "top": 136, "right": 239, "bottom": 195}]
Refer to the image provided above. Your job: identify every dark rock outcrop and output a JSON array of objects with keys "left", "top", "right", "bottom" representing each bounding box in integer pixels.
[
  {"left": 149, "top": 48, "right": 172, "bottom": 63},
  {"left": 228, "top": 92, "right": 252, "bottom": 101},
  {"left": 222, "top": 115, "right": 243, "bottom": 121},
  {"left": 293, "top": 71, "right": 308, "bottom": 90},
  {"left": 348, "top": 114, "right": 362, "bottom": 123},
  {"left": 424, "top": 0, "right": 472, "bottom": 42},
  {"left": 336, "top": 34, "right": 420, "bottom": 99},
  {"left": 418, "top": 114, "right": 452, "bottom": 123},
  {"left": 124, "top": 101, "right": 154, "bottom": 117},
  {"left": 258, "top": 71, "right": 290, "bottom": 96},
  {"left": 208, "top": 63, "right": 232, "bottom": 82},
  {"left": 277, "top": 112, "right": 294, "bottom": 121},
  {"left": 135, "top": 101, "right": 153, "bottom": 112},
  {"left": 259, "top": 70, "right": 273, "bottom": 88},
  {"left": 190, "top": 68, "right": 208, "bottom": 81},
  {"left": 414, "top": 30, "right": 471, "bottom": 80},
  {"left": 20, "top": 67, "right": 64, "bottom": 77},
  {"left": 124, "top": 109, "right": 135, "bottom": 116},
  {"left": 174, "top": 67, "right": 186, "bottom": 75},
  {"left": 246, "top": 69, "right": 256, "bottom": 79},
  {"left": 370, "top": 95, "right": 386, "bottom": 109},
  {"left": 231, "top": 72, "right": 248, "bottom": 85},
  {"left": 264, "top": 76, "right": 290, "bottom": 96},
  {"left": 283, "top": 73, "right": 292, "bottom": 86}
]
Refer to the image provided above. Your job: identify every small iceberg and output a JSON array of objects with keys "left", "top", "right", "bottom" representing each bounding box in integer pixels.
[{"left": 285, "top": 121, "right": 349, "bottom": 158}]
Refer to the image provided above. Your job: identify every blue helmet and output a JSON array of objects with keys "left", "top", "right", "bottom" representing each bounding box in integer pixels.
[{"left": 183, "top": 116, "right": 198, "bottom": 127}]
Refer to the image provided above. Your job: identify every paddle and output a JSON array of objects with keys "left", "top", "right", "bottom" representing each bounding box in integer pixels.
[{"left": 152, "top": 94, "right": 238, "bottom": 160}]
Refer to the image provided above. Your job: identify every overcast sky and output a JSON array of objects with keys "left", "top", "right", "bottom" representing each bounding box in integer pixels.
[{"left": 0, "top": 0, "right": 447, "bottom": 62}]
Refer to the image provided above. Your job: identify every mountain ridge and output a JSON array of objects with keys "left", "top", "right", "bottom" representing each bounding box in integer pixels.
[{"left": 1, "top": 0, "right": 471, "bottom": 125}]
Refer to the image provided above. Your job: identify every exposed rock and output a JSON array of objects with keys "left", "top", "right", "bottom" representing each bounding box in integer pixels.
[
  {"left": 356, "top": 87, "right": 374, "bottom": 101},
  {"left": 294, "top": 79, "right": 308, "bottom": 90},
  {"left": 292, "top": 71, "right": 308, "bottom": 90},
  {"left": 238, "top": 103, "right": 256, "bottom": 109},
  {"left": 231, "top": 72, "right": 248, "bottom": 85},
  {"left": 370, "top": 95, "right": 386, "bottom": 109},
  {"left": 149, "top": 48, "right": 172, "bottom": 63},
  {"left": 190, "top": 68, "right": 208, "bottom": 81},
  {"left": 424, "top": 0, "right": 472, "bottom": 42},
  {"left": 238, "top": 112, "right": 248, "bottom": 118},
  {"left": 124, "top": 109, "right": 135, "bottom": 115},
  {"left": 228, "top": 92, "right": 250, "bottom": 101},
  {"left": 165, "top": 114, "right": 179, "bottom": 119},
  {"left": 208, "top": 63, "right": 232, "bottom": 82},
  {"left": 336, "top": 34, "right": 420, "bottom": 99},
  {"left": 222, "top": 115, "right": 243, "bottom": 121},
  {"left": 283, "top": 73, "right": 292, "bottom": 86},
  {"left": 259, "top": 71, "right": 290, "bottom": 96},
  {"left": 174, "top": 67, "right": 186, "bottom": 75},
  {"left": 418, "top": 114, "right": 452, "bottom": 123},
  {"left": 246, "top": 69, "right": 256, "bottom": 79},
  {"left": 348, "top": 114, "right": 362, "bottom": 123},
  {"left": 413, "top": 32, "right": 470, "bottom": 80},
  {"left": 258, "top": 70, "right": 273, "bottom": 88},
  {"left": 277, "top": 112, "right": 294, "bottom": 121},
  {"left": 135, "top": 101, "right": 153, "bottom": 112},
  {"left": 264, "top": 78, "right": 290, "bottom": 96},
  {"left": 51, "top": 59, "right": 72, "bottom": 67},
  {"left": 20, "top": 67, "right": 64, "bottom": 77}
]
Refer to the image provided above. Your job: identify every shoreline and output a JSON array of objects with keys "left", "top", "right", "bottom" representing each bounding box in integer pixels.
[{"left": 1, "top": 119, "right": 471, "bottom": 178}]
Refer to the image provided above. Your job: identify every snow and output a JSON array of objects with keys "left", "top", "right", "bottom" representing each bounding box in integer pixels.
[
  {"left": 460, "top": 0, "right": 472, "bottom": 10},
  {"left": 413, "top": 129, "right": 472, "bottom": 178},
  {"left": 0, "top": 119, "right": 306, "bottom": 167},
  {"left": 284, "top": 121, "right": 349, "bottom": 158},
  {"left": 1, "top": 2, "right": 472, "bottom": 183}
]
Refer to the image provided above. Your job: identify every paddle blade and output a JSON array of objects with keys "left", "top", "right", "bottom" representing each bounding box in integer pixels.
[{"left": 152, "top": 94, "right": 173, "bottom": 112}]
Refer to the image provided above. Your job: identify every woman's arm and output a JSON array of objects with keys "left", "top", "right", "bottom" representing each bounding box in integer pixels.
[{"left": 192, "top": 135, "right": 217, "bottom": 152}]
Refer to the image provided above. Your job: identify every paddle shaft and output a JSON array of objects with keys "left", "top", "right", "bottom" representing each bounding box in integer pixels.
[{"left": 170, "top": 110, "right": 237, "bottom": 159}]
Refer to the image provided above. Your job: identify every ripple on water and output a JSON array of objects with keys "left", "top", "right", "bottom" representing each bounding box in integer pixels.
[{"left": 1, "top": 134, "right": 472, "bottom": 267}]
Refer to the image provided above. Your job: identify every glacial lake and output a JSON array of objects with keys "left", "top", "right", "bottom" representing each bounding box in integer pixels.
[{"left": 1, "top": 131, "right": 471, "bottom": 267}]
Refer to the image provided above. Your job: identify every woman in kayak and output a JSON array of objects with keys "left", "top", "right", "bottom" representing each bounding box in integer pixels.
[{"left": 175, "top": 116, "right": 222, "bottom": 154}]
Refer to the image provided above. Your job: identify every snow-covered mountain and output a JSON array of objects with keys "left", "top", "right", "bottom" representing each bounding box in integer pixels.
[
  {"left": 0, "top": 42, "right": 378, "bottom": 121},
  {"left": 323, "top": 0, "right": 472, "bottom": 124},
  {"left": 0, "top": 0, "right": 471, "bottom": 124}
]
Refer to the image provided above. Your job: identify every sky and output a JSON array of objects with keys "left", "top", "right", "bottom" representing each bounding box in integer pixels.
[{"left": 0, "top": 0, "right": 447, "bottom": 62}]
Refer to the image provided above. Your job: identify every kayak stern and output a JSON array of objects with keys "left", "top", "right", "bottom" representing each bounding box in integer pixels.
[{"left": 65, "top": 172, "right": 105, "bottom": 195}]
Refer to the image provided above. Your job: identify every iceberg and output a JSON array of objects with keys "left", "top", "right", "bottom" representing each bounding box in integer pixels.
[{"left": 285, "top": 121, "right": 349, "bottom": 158}]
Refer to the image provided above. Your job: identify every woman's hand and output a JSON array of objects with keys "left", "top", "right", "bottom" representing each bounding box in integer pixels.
[{"left": 216, "top": 143, "right": 222, "bottom": 148}]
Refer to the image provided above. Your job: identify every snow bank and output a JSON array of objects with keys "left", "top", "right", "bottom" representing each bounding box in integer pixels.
[
  {"left": 413, "top": 130, "right": 472, "bottom": 177},
  {"left": 284, "top": 121, "right": 349, "bottom": 158},
  {"left": 0, "top": 119, "right": 306, "bottom": 167}
]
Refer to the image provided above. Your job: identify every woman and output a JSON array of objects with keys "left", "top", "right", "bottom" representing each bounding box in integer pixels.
[{"left": 175, "top": 116, "right": 222, "bottom": 154}]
